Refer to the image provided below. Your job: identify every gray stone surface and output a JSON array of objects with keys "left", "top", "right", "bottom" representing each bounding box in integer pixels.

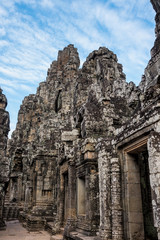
[
  {"left": 2, "top": 1, "right": 160, "bottom": 240},
  {"left": 0, "top": 88, "right": 10, "bottom": 230}
]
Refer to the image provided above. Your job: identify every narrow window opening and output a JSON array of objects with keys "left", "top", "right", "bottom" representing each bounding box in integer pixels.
[{"left": 55, "top": 90, "right": 62, "bottom": 113}]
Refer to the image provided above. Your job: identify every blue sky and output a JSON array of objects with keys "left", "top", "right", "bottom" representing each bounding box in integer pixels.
[{"left": 0, "top": 0, "right": 155, "bottom": 136}]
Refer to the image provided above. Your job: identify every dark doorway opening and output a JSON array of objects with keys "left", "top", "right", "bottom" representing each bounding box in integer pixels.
[
  {"left": 138, "top": 151, "right": 158, "bottom": 240},
  {"left": 63, "top": 172, "right": 69, "bottom": 224},
  {"left": 124, "top": 141, "right": 158, "bottom": 240}
]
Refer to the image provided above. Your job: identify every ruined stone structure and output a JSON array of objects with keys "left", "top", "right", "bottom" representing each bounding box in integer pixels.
[
  {"left": 3, "top": 1, "right": 160, "bottom": 239},
  {"left": 0, "top": 88, "right": 10, "bottom": 230}
]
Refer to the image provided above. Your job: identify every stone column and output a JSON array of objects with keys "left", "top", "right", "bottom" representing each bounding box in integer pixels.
[
  {"left": 64, "top": 160, "right": 77, "bottom": 236},
  {"left": 36, "top": 172, "right": 43, "bottom": 205},
  {"left": 87, "top": 164, "right": 99, "bottom": 233},
  {"left": 148, "top": 127, "right": 160, "bottom": 239},
  {"left": 97, "top": 142, "right": 112, "bottom": 240},
  {"left": 0, "top": 88, "right": 10, "bottom": 230},
  {"left": 0, "top": 188, "right": 5, "bottom": 229},
  {"left": 111, "top": 158, "right": 123, "bottom": 240},
  {"left": 24, "top": 181, "right": 31, "bottom": 211},
  {"left": 17, "top": 174, "right": 23, "bottom": 202}
]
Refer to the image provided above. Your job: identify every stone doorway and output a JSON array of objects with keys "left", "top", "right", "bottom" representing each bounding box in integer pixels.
[
  {"left": 122, "top": 138, "right": 158, "bottom": 240},
  {"left": 138, "top": 151, "right": 157, "bottom": 240},
  {"left": 63, "top": 172, "right": 69, "bottom": 223}
]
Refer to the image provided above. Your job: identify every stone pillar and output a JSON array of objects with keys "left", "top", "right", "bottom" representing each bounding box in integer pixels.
[
  {"left": 68, "top": 161, "right": 76, "bottom": 220},
  {"left": 148, "top": 127, "right": 160, "bottom": 240},
  {"left": 17, "top": 174, "right": 23, "bottom": 202},
  {"left": 24, "top": 181, "right": 31, "bottom": 211},
  {"left": 87, "top": 164, "right": 99, "bottom": 233},
  {"left": 97, "top": 143, "right": 112, "bottom": 240},
  {"left": 35, "top": 172, "right": 43, "bottom": 205},
  {"left": 64, "top": 160, "right": 77, "bottom": 236},
  {"left": 0, "top": 88, "right": 10, "bottom": 230},
  {"left": 111, "top": 158, "right": 123, "bottom": 240},
  {"left": 0, "top": 189, "right": 5, "bottom": 229}
]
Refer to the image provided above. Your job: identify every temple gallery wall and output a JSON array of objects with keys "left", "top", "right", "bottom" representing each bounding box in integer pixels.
[{"left": 0, "top": 0, "right": 160, "bottom": 239}]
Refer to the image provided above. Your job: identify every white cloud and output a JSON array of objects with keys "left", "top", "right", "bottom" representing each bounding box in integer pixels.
[
  {"left": 0, "top": 78, "right": 36, "bottom": 93},
  {"left": 2, "top": 86, "right": 17, "bottom": 95},
  {"left": 0, "top": 40, "right": 9, "bottom": 47},
  {"left": 40, "top": 0, "right": 54, "bottom": 8},
  {"left": 0, "top": 6, "right": 8, "bottom": 16},
  {"left": 0, "top": 27, "right": 6, "bottom": 36},
  {"left": 20, "top": 84, "right": 36, "bottom": 92}
]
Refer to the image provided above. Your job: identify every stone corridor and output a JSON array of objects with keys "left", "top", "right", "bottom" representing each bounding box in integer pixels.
[{"left": 0, "top": 220, "right": 50, "bottom": 240}]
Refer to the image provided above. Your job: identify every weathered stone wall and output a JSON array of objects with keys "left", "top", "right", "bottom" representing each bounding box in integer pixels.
[
  {"left": 6, "top": 44, "right": 138, "bottom": 237},
  {"left": 113, "top": 2, "right": 160, "bottom": 239},
  {"left": 0, "top": 88, "right": 10, "bottom": 229},
  {"left": 151, "top": 0, "right": 160, "bottom": 56},
  {"left": 5, "top": 1, "right": 160, "bottom": 239},
  {"left": 148, "top": 124, "right": 160, "bottom": 239},
  {"left": 6, "top": 46, "right": 160, "bottom": 239},
  {"left": 7, "top": 45, "right": 80, "bottom": 227}
]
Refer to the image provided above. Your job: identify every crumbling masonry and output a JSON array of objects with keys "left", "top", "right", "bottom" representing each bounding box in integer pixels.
[
  {"left": 0, "top": 88, "right": 10, "bottom": 230},
  {"left": 1, "top": 0, "right": 160, "bottom": 239}
]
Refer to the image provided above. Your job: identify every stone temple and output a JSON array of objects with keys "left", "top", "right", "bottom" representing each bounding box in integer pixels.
[{"left": 0, "top": 0, "right": 160, "bottom": 239}]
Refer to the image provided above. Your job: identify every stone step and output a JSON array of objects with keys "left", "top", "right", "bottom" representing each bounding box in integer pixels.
[
  {"left": 3, "top": 205, "right": 19, "bottom": 220},
  {"left": 59, "top": 227, "right": 64, "bottom": 235},
  {"left": 69, "top": 231, "right": 96, "bottom": 240},
  {"left": 45, "top": 221, "right": 54, "bottom": 235},
  {"left": 50, "top": 234, "right": 63, "bottom": 240},
  {"left": 4, "top": 196, "right": 10, "bottom": 203}
]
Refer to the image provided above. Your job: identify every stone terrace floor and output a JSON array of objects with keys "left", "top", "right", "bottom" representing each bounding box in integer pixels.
[{"left": 0, "top": 220, "right": 50, "bottom": 240}]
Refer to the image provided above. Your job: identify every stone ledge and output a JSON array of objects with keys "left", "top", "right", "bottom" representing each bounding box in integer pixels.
[{"left": 61, "top": 129, "right": 79, "bottom": 142}]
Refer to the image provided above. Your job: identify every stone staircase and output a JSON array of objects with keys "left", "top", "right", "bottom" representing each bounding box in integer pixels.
[
  {"left": 3, "top": 203, "right": 19, "bottom": 220},
  {"left": 3, "top": 192, "right": 22, "bottom": 221}
]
